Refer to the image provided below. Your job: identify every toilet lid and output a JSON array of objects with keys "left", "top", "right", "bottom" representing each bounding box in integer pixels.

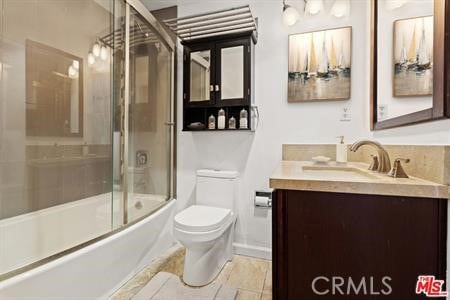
[{"left": 174, "top": 205, "right": 232, "bottom": 232}]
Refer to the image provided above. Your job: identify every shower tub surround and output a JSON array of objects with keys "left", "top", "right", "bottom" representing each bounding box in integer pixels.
[
  {"left": 0, "top": 199, "right": 176, "bottom": 299},
  {"left": 0, "top": 191, "right": 167, "bottom": 275}
]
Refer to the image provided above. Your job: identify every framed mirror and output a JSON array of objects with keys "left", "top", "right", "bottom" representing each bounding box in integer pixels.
[
  {"left": 190, "top": 50, "right": 211, "bottom": 102},
  {"left": 370, "top": 0, "right": 449, "bottom": 130},
  {"left": 220, "top": 45, "right": 244, "bottom": 100},
  {"left": 26, "top": 40, "right": 83, "bottom": 137}
]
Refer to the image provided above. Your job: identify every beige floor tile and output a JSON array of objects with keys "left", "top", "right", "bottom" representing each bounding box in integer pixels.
[
  {"left": 226, "top": 255, "right": 269, "bottom": 292},
  {"left": 260, "top": 293, "right": 272, "bottom": 300},
  {"left": 213, "top": 261, "right": 234, "bottom": 284},
  {"left": 160, "top": 248, "right": 186, "bottom": 277},
  {"left": 262, "top": 263, "right": 272, "bottom": 293},
  {"left": 236, "top": 289, "right": 261, "bottom": 300}
]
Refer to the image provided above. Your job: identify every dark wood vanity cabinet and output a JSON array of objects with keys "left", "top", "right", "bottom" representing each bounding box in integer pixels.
[
  {"left": 272, "top": 190, "right": 447, "bottom": 299},
  {"left": 182, "top": 32, "right": 255, "bottom": 131}
]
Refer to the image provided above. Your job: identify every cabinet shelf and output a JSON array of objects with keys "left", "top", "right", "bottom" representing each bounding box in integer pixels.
[{"left": 182, "top": 32, "right": 255, "bottom": 132}]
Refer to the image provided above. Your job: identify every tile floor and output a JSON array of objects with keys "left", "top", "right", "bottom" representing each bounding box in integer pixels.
[
  {"left": 110, "top": 245, "right": 272, "bottom": 300},
  {"left": 157, "top": 253, "right": 272, "bottom": 300},
  {"left": 210, "top": 255, "right": 272, "bottom": 300}
]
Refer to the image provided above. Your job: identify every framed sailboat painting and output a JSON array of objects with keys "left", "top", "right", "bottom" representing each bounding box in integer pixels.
[
  {"left": 288, "top": 26, "right": 352, "bottom": 102},
  {"left": 393, "top": 16, "right": 433, "bottom": 97}
]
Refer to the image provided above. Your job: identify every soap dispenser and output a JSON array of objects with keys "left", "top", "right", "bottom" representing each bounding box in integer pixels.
[
  {"left": 336, "top": 136, "right": 347, "bottom": 163},
  {"left": 218, "top": 109, "right": 225, "bottom": 129}
]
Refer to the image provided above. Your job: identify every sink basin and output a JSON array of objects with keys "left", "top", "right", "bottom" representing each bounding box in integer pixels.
[{"left": 301, "top": 165, "right": 379, "bottom": 181}]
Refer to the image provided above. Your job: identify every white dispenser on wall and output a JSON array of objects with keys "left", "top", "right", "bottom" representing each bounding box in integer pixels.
[{"left": 336, "top": 136, "right": 347, "bottom": 163}]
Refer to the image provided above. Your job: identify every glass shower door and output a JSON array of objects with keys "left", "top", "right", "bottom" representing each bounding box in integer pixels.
[
  {"left": 111, "top": 2, "right": 174, "bottom": 227},
  {"left": 124, "top": 6, "right": 173, "bottom": 224},
  {"left": 0, "top": 0, "right": 115, "bottom": 276}
]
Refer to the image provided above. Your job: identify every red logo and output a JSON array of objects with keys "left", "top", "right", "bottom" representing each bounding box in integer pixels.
[{"left": 415, "top": 276, "right": 448, "bottom": 297}]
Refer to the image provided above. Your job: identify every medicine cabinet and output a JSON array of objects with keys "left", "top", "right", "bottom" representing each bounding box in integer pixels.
[{"left": 182, "top": 32, "right": 256, "bottom": 131}]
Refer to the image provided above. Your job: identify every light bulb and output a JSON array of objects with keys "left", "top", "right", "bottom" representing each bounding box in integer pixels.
[
  {"left": 92, "top": 43, "right": 100, "bottom": 57},
  {"left": 283, "top": 4, "right": 300, "bottom": 26},
  {"left": 72, "top": 60, "right": 79, "bottom": 70},
  {"left": 305, "top": 0, "right": 324, "bottom": 15},
  {"left": 68, "top": 65, "right": 77, "bottom": 78},
  {"left": 88, "top": 52, "right": 95, "bottom": 65},
  {"left": 100, "top": 46, "right": 108, "bottom": 61},
  {"left": 330, "top": 0, "right": 350, "bottom": 18}
]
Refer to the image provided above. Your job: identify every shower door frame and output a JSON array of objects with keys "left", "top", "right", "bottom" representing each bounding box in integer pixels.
[
  {"left": 121, "top": 0, "right": 176, "bottom": 224},
  {"left": 0, "top": 0, "right": 176, "bottom": 282}
]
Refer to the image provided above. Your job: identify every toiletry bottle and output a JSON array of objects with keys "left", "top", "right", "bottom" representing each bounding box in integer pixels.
[
  {"left": 239, "top": 108, "right": 248, "bottom": 129},
  {"left": 336, "top": 136, "right": 347, "bottom": 163},
  {"left": 208, "top": 115, "right": 216, "bottom": 130},
  {"left": 229, "top": 116, "right": 236, "bottom": 129},
  {"left": 218, "top": 109, "right": 225, "bottom": 129}
]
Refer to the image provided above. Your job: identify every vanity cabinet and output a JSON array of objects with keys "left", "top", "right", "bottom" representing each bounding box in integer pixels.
[
  {"left": 182, "top": 32, "right": 255, "bottom": 131},
  {"left": 272, "top": 189, "right": 447, "bottom": 299}
]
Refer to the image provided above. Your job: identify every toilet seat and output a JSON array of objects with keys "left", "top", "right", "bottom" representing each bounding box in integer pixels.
[{"left": 174, "top": 205, "right": 232, "bottom": 232}]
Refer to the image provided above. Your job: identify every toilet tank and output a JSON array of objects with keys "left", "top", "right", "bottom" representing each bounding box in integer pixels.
[{"left": 196, "top": 169, "right": 238, "bottom": 210}]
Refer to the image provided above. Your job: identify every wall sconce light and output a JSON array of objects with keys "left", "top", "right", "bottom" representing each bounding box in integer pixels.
[
  {"left": 304, "top": 0, "right": 324, "bottom": 15},
  {"left": 330, "top": 0, "right": 351, "bottom": 18},
  {"left": 100, "top": 46, "right": 108, "bottom": 61},
  {"left": 282, "top": 0, "right": 300, "bottom": 26},
  {"left": 88, "top": 52, "right": 96, "bottom": 65},
  {"left": 92, "top": 42, "right": 101, "bottom": 57},
  {"left": 72, "top": 60, "right": 79, "bottom": 70},
  {"left": 68, "top": 65, "right": 78, "bottom": 78},
  {"left": 385, "top": 0, "right": 409, "bottom": 10}
]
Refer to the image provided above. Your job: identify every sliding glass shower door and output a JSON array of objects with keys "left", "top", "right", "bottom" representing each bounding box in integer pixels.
[
  {"left": 125, "top": 6, "right": 173, "bottom": 224},
  {"left": 0, "top": 0, "right": 174, "bottom": 278},
  {"left": 113, "top": 2, "right": 174, "bottom": 226}
]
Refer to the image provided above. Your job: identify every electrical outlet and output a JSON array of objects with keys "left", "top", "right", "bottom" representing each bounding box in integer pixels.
[
  {"left": 378, "top": 104, "right": 388, "bottom": 121},
  {"left": 340, "top": 106, "right": 351, "bottom": 122}
]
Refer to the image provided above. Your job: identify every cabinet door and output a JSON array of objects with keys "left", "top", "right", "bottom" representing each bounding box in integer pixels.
[
  {"left": 216, "top": 38, "right": 250, "bottom": 105},
  {"left": 273, "top": 189, "right": 447, "bottom": 300},
  {"left": 183, "top": 43, "right": 215, "bottom": 106}
]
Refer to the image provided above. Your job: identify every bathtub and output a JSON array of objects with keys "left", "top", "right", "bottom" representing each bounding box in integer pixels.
[{"left": 0, "top": 195, "right": 176, "bottom": 299}]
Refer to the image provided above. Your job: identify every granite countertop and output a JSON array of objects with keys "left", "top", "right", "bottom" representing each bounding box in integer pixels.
[{"left": 270, "top": 161, "right": 448, "bottom": 199}]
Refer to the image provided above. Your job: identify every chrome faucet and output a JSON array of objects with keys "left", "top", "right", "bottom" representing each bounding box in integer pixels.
[{"left": 349, "top": 140, "right": 391, "bottom": 173}]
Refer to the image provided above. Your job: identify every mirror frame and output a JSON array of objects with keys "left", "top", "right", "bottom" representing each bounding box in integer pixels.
[
  {"left": 370, "top": 0, "right": 450, "bottom": 130},
  {"left": 25, "top": 39, "right": 84, "bottom": 137}
]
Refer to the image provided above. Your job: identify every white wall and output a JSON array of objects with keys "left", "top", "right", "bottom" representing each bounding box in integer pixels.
[{"left": 171, "top": 0, "right": 450, "bottom": 257}]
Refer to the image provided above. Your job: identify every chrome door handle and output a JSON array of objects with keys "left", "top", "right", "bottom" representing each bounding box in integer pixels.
[{"left": 215, "top": 84, "right": 220, "bottom": 91}]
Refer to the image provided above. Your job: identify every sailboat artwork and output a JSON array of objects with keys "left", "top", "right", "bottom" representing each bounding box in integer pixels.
[
  {"left": 288, "top": 27, "right": 351, "bottom": 102},
  {"left": 393, "top": 16, "right": 433, "bottom": 97}
]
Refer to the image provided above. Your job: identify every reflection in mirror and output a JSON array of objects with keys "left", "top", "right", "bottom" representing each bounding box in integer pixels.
[
  {"left": 26, "top": 40, "right": 83, "bottom": 137},
  {"left": 221, "top": 46, "right": 244, "bottom": 100},
  {"left": 376, "top": 0, "right": 433, "bottom": 122},
  {"left": 190, "top": 50, "right": 210, "bottom": 102}
]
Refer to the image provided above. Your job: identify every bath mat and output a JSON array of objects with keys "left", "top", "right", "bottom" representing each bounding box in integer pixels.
[{"left": 131, "top": 272, "right": 237, "bottom": 300}]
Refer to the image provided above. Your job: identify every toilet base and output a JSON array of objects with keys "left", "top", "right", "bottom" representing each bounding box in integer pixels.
[{"left": 182, "top": 220, "right": 235, "bottom": 287}]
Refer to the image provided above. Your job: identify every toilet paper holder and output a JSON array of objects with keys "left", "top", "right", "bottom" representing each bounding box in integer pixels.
[{"left": 254, "top": 189, "right": 273, "bottom": 208}]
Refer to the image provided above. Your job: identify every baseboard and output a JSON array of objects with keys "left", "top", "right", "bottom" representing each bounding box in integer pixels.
[{"left": 233, "top": 243, "right": 272, "bottom": 260}]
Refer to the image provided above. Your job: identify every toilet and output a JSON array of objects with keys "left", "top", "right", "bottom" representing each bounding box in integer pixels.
[{"left": 173, "top": 169, "right": 238, "bottom": 286}]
